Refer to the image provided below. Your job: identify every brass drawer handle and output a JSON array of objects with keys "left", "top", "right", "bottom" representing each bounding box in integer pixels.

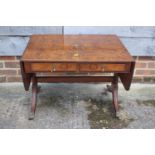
[
  {"left": 51, "top": 64, "right": 56, "bottom": 72},
  {"left": 102, "top": 64, "right": 105, "bottom": 71}
]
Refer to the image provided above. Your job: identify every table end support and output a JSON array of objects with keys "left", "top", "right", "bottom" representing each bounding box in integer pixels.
[
  {"left": 112, "top": 74, "right": 119, "bottom": 113},
  {"left": 28, "top": 75, "right": 38, "bottom": 120}
]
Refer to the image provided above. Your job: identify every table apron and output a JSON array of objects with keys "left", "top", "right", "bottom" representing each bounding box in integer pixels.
[
  {"left": 37, "top": 76, "right": 114, "bottom": 83},
  {"left": 24, "top": 62, "right": 131, "bottom": 73}
]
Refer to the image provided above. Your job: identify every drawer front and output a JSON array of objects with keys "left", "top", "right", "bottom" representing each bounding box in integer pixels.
[
  {"left": 26, "top": 63, "right": 77, "bottom": 72},
  {"left": 24, "top": 62, "right": 130, "bottom": 73},
  {"left": 79, "top": 63, "right": 130, "bottom": 72},
  {"left": 103, "top": 64, "right": 130, "bottom": 72},
  {"left": 79, "top": 64, "right": 103, "bottom": 72}
]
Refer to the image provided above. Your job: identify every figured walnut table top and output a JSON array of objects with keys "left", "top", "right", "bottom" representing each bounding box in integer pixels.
[{"left": 22, "top": 35, "right": 134, "bottom": 63}]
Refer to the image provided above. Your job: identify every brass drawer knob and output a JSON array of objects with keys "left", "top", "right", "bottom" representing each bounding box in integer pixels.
[{"left": 51, "top": 64, "right": 56, "bottom": 72}]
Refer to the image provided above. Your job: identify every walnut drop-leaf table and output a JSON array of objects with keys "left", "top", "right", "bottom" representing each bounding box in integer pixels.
[{"left": 20, "top": 35, "right": 135, "bottom": 120}]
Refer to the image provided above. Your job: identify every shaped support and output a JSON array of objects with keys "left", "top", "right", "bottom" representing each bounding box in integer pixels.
[
  {"left": 29, "top": 75, "right": 38, "bottom": 120},
  {"left": 106, "top": 74, "right": 119, "bottom": 113},
  {"left": 112, "top": 74, "right": 119, "bottom": 112}
]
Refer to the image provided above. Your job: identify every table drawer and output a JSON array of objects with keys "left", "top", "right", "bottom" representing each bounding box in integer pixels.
[
  {"left": 26, "top": 63, "right": 77, "bottom": 72},
  {"left": 25, "top": 62, "right": 130, "bottom": 73},
  {"left": 79, "top": 63, "right": 130, "bottom": 72}
]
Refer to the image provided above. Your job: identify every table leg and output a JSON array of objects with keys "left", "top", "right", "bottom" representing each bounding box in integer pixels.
[
  {"left": 112, "top": 74, "right": 119, "bottom": 112},
  {"left": 29, "top": 75, "right": 38, "bottom": 120}
]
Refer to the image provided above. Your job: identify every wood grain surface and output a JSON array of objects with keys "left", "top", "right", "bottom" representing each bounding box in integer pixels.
[{"left": 21, "top": 35, "right": 134, "bottom": 62}]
